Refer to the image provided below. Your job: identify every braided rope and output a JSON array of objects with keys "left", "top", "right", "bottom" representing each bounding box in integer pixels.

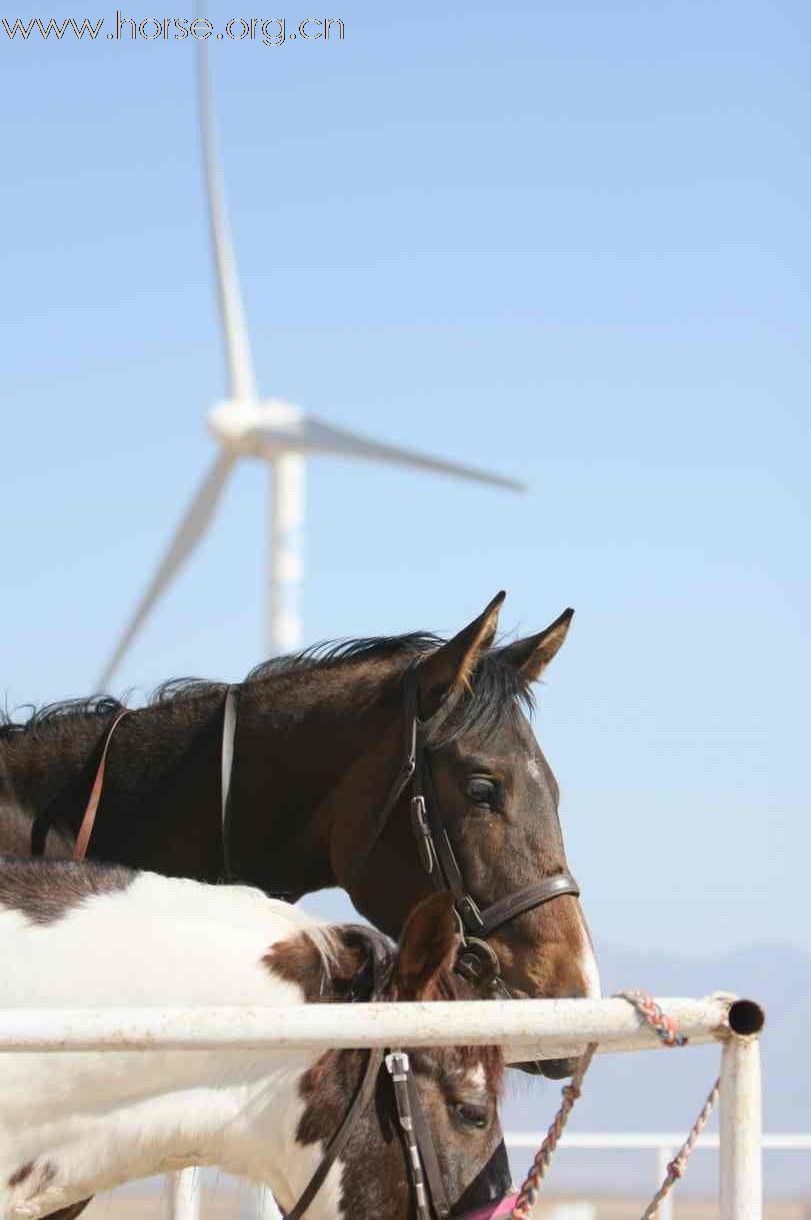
[
  {"left": 509, "top": 991, "right": 709, "bottom": 1220},
  {"left": 509, "top": 1042, "right": 597, "bottom": 1220},
  {"left": 615, "top": 989, "right": 688, "bottom": 1048},
  {"left": 639, "top": 1076, "right": 720, "bottom": 1220}
]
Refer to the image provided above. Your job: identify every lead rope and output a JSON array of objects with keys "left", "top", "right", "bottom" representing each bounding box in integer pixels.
[{"left": 509, "top": 990, "right": 719, "bottom": 1220}]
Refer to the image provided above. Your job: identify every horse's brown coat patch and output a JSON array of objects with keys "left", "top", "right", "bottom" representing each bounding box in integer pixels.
[
  {"left": 0, "top": 858, "right": 134, "bottom": 926},
  {"left": 262, "top": 933, "right": 326, "bottom": 1002},
  {"left": 262, "top": 925, "right": 386, "bottom": 1004}
]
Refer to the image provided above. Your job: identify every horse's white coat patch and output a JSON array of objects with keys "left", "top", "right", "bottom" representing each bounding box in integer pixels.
[
  {"left": 526, "top": 757, "right": 543, "bottom": 785},
  {"left": 575, "top": 915, "right": 601, "bottom": 999},
  {"left": 464, "top": 1064, "right": 487, "bottom": 1095},
  {"left": 0, "top": 870, "right": 349, "bottom": 1220}
]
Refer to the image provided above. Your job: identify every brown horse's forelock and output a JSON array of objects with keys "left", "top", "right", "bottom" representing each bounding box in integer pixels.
[{"left": 0, "top": 632, "right": 533, "bottom": 749}]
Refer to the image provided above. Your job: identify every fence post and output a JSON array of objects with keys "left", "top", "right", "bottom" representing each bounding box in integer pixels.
[
  {"left": 167, "top": 1168, "right": 201, "bottom": 1220},
  {"left": 719, "top": 1023, "right": 763, "bottom": 1220},
  {"left": 656, "top": 1146, "right": 675, "bottom": 1220},
  {"left": 241, "top": 1184, "right": 282, "bottom": 1219}
]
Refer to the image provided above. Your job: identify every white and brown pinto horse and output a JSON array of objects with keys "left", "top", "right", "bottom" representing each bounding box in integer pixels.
[{"left": 0, "top": 860, "right": 511, "bottom": 1220}]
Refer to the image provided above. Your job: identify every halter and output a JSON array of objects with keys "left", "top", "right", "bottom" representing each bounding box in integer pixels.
[{"left": 347, "top": 667, "right": 581, "bottom": 986}]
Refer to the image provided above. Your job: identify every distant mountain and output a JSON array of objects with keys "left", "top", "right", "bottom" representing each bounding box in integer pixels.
[{"left": 501, "top": 942, "right": 811, "bottom": 1196}]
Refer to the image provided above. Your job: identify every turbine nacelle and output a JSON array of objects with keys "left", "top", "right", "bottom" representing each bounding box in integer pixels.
[{"left": 207, "top": 398, "right": 305, "bottom": 459}]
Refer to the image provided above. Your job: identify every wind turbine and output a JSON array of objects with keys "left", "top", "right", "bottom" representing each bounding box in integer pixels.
[{"left": 96, "top": 41, "right": 524, "bottom": 691}]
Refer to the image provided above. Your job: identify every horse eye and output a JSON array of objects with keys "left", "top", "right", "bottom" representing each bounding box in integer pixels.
[
  {"left": 466, "top": 777, "right": 496, "bottom": 806},
  {"left": 453, "top": 1101, "right": 489, "bottom": 1130}
]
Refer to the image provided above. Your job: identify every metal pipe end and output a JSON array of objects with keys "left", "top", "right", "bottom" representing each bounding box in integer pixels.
[{"left": 727, "top": 999, "right": 765, "bottom": 1037}]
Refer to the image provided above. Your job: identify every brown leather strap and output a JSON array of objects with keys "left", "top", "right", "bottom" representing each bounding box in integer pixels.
[
  {"left": 72, "top": 709, "right": 131, "bottom": 862},
  {"left": 386, "top": 1051, "right": 436, "bottom": 1220},
  {"left": 406, "top": 1068, "right": 451, "bottom": 1219},
  {"left": 474, "top": 873, "right": 580, "bottom": 936},
  {"left": 284, "top": 1047, "right": 384, "bottom": 1220}
]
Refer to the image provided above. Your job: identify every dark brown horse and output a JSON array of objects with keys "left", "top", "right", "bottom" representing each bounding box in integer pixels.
[{"left": 0, "top": 593, "right": 599, "bottom": 1075}]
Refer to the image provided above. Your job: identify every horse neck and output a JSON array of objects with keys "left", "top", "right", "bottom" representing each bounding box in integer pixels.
[
  {"left": 0, "top": 661, "right": 404, "bottom": 891},
  {"left": 0, "top": 715, "right": 113, "bottom": 815},
  {"left": 0, "top": 869, "right": 340, "bottom": 1218},
  {"left": 223, "top": 659, "right": 404, "bottom": 895},
  {"left": 0, "top": 693, "right": 227, "bottom": 870}
]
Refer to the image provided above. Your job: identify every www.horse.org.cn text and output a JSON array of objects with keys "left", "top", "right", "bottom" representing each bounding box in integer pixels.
[{"left": 1, "top": 14, "right": 345, "bottom": 45}]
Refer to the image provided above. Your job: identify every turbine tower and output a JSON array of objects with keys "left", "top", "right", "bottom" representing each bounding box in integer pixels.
[{"left": 96, "top": 43, "right": 523, "bottom": 691}]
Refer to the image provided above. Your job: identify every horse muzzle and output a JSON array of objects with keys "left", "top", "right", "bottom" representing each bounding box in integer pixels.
[{"left": 512, "top": 1055, "right": 580, "bottom": 1079}]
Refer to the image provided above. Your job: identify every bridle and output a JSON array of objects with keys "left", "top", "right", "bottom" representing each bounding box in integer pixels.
[
  {"left": 283, "top": 1046, "right": 454, "bottom": 1220},
  {"left": 283, "top": 944, "right": 473, "bottom": 1220},
  {"left": 346, "top": 666, "right": 581, "bottom": 989}
]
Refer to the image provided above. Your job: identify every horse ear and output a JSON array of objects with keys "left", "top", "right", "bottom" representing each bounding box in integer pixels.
[
  {"left": 417, "top": 591, "right": 505, "bottom": 715},
  {"left": 499, "top": 607, "right": 574, "bottom": 682},
  {"left": 393, "top": 892, "right": 460, "bottom": 1000}
]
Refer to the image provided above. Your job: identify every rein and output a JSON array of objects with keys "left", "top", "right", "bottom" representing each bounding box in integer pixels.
[
  {"left": 285, "top": 1045, "right": 385, "bottom": 1220},
  {"left": 348, "top": 667, "right": 580, "bottom": 987},
  {"left": 282, "top": 1047, "right": 456, "bottom": 1220}
]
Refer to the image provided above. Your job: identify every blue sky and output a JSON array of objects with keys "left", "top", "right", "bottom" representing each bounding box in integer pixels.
[{"left": 1, "top": 0, "right": 808, "bottom": 956}]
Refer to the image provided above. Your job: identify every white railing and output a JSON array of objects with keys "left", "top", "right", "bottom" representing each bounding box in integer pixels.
[{"left": 0, "top": 994, "right": 764, "bottom": 1220}]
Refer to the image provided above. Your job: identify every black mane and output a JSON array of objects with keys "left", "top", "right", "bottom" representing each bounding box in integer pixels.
[
  {"left": 245, "top": 631, "right": 443, "bottom": 680},
  {"left": 248, "top": 631, "right": 534, "bottom": 743},
  {"left": 1, "top": 632, "right": 532, "bottom": 745},
  {"left": 0, "top": 696, "right": 125, "bottom": 739}
]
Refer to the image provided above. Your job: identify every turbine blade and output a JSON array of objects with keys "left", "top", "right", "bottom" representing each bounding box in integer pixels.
[
  {"left": 250, "top": 414, "right": 526, "bottom": 491},
  {"left": 196, "top": 39, "right": 257, "bottom": 402},
  {"left": 97, "top": 453, "right": 234, "bottom": 690}
]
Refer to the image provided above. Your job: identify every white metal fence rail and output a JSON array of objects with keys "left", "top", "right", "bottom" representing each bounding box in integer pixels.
[{"left": 0, "top": 994, "right": 763, "bottom": 1220}]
